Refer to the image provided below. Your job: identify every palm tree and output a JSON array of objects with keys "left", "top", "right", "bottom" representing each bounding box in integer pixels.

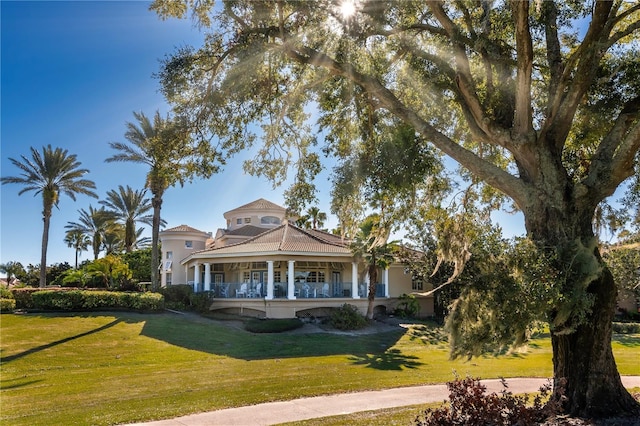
[
  {"left": 102, "top": 223, "right": 126, "bottom": 255},
  {"left": 307, "top": 207, "right": 327, "bottom": 230},
  {"left": 0, "top": 261, "right": 25, "bottom": 285},
  {"left": 132, "top": 227, "right": 152, "bottom": 249},
  {"left": 106, "top": 111, "right": 195, "bottom": 290},
  {"left": 1, "top": 145, "right": 97, "bottom": 287},
  {"left": 99, "top": 185, "right": 153, "bottom": 252},
  {"left": 65, "top": 205, "right": 112, "bottom": 260},
  {"left": 295, "top": 214, "right": 311, "bottom": 229},
  {"left": 350, "top": 214, "right": 398, "bottom": 319},
  {"left": 64, "top": 229, "right": 91, "bottom": 269}
]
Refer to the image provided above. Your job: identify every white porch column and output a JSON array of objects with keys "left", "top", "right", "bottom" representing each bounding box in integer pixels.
[
  {"left": 184, "top": 265, "right": 188, "bottom": 285},
  {"left": 351, "top": 262, "right": 359, "bottom": 299},
  {"left": 204, "top": 263, "right": 211, "bottom": 292},
  {"left": 383, "top": 268, "right": 389, "bottom": 297},
  {"left": 287, "top": 260, "right": 296, "bottom": 299},
  {"left": 194, "top": 263, "right": 201, "bottom": 293},
  {"left": 266, "top": 261, "right": 274, "bottom": 300}
]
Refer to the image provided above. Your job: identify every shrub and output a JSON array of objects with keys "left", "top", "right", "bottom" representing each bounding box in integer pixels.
[
  {"left": 415, "top": 376, "right": 560, "bottom": 426},
  {"left": 11, "top": 288, "right": 41, "bottom": 309},
  {"left": 189, "top": 291, "right": 215, "bottom": 313},
  {"left": 394, "top": 293, "right": 420, "bottom": 318},
  {"left": 330, "top": 303, "right": 368, "bottom": 330},
  {"left": 22, "top": 289, "right": 164, "bottom": 312},
  {"left": 0, "top": 286, "right": 13, "bottom": 299},
  {"left": 245, "top": 318, "right": 304, "bottom": 333},
  {"left": 123, "top": 292, "right": 164, "bottom": 311},
  {"left": 160, "top": 284, "right": 193, "bottom": 309},
  {"left": 613, "top": 322, "right": 640, "bottom": 334},
  {"left": 0, "top": 298, "right": 16, "bottom": 313}
]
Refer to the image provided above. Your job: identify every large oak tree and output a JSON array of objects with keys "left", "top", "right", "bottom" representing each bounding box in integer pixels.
[{"left": 152, "top": 0, "right": 640, "bottom": 417}]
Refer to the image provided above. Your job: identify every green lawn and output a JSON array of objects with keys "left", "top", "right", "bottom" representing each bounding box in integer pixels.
[{"left": 1, "top": 312, "right": 638, "bottom": 425}]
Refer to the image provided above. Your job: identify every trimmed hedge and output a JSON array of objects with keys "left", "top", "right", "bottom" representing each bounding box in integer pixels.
[
  {"left": 10, "top": 288, "right": 164, "bottom": 312},
  {"left": 612, "top": 322, "right": 640, "bottom": 334},
  {"left": 10, "top": 288, "right": 40, "bottom": 309}
]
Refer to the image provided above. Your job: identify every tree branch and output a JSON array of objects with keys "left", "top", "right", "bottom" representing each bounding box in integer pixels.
[
  {"left": 511, "top": 0, "right": 534, "bottom": 138},
  {"left": 540, "top": 0, "right": 614, "bottom": 152},
  {"left": 582, "top": 96, "right": 640, "bottom": 203},
  {"left": 426, "top": 1, "right": 493, "bottom": 139},
  {"left": 282, "top": 44, "right": 530, "bottom": 208}
]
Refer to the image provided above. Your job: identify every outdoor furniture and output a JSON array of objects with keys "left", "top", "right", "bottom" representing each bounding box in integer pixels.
[
  {"left": 219, "top": 284, "right": 229, "bottom": 298},
  {"left": 236, "top": 282, "right": 248, "bottom": 298},
  {"left": 321, "top": 283, "right": 330, "bottom": 298},
  {"left": 250, "top": 283, "right": 262, "bottom": 298}
]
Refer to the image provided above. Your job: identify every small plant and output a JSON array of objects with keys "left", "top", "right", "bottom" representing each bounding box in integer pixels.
[
  {"left": 415, "top": 376, "right": 561, "bottom": 426},
  {"left": 330, "top": 303, "right": 368, "bottom": 330}
]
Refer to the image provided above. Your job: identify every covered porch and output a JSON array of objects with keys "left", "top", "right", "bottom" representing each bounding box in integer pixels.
[{"left": 183, "top": 259, "right": 390, "bottom": 300}]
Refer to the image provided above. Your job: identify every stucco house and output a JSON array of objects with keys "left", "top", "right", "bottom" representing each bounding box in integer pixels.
[{"left": 160, "top": 198, "right": 433, "bottom": 319}]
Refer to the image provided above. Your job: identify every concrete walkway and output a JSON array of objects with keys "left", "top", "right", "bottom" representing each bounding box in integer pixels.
[{"left": 126, "top": 376, "right": 640, "bottom": 426}]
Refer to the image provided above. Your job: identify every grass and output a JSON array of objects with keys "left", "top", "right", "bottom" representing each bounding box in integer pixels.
[{"left": 1, "top": 311, "right": 638, "bottom": 425}]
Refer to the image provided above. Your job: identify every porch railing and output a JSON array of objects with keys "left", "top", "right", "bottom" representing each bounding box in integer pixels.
[{"left": 186, "top": 281, "right": 386, "bottom": 299}]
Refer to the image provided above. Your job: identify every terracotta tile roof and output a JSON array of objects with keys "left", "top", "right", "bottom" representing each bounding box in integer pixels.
[
  {"left": 192, "top": 222, "right": 352, "bottom": 256},
  {"left": 306, "top": 228, "right": 350, "bottom": 245},
  {"left": 162, "top": 224, "right": 208, "bottom": 234},
  {"left": 224, "top": 198, "right": 286, "bottom": 215},
  {"left": 224, "top": 225, "right": 271, "bottom": 237}
]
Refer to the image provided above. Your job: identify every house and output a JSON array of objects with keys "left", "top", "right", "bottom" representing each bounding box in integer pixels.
[{"left": 160, "top": 198, "right": 434, "bottom": 319}]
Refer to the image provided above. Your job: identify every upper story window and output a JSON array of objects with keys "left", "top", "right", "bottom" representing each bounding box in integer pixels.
[
  {"left": 236, "top": 218, "right": 242, "bottom": 225},
  {"left": 244, "top": 217, "right": 251, "bottom": 223},
  {"left": 185, "top": 240, "right": 193, "bottom": 249},
  {"left": 166, "top": 251, "right": 173, "bottom": 260},
  {"left": 412, "top": 278, "right": 423, "bottom": 291},
  {"left": 261, "top": 216, "right": 281, "bottom": 225}
]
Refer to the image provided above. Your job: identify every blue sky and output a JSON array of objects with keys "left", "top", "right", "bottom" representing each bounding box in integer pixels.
[
  {"left": 1, "top": 0, "right": 320, "bottom": 269},
  {"left": 0, "top": 1, "right": 527, "bottom": 272}
]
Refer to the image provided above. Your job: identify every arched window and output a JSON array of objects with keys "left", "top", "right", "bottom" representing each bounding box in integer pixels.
[{"left": 261, "top": 216, "right": 281, "bottom": 225}]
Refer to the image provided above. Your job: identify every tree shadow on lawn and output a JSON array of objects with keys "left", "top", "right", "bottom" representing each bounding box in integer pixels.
[
  {"left": 1, "top": 315, "right": 125, "bottom": 364},
  {"left": 2, "top": 312, "right": 418, "bottom": 370},
  {"left": 138, "top": 312, "right": 416, "bottom": 368},
  {"left": 348, "top": 348, "right": 423, "bottom": 370}
]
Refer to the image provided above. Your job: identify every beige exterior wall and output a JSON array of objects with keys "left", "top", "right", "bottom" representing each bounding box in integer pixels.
[
  {"left": 386, "top": 264, "right": 434, "bottom": 318},
  {"left": 160, "top": 230, "right": 209, "bottom": 287},
  {"left": 224, "top": 206, "right": 286, "bottom": 232}
]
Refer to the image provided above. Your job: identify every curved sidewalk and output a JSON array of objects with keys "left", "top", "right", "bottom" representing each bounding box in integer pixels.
[{"left": 127, "top": 376, "right": 640, "bottom": 426}]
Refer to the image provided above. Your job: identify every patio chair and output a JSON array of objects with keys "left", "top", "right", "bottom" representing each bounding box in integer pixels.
[
  {"left": 321, "top": 283, "right": 330, "bottom": 298},
  {"left": 219, "top": 284, "right": 229, "bottom": 298},
  {"left": 253, "top": 282, "right": 263, "bottom": 298},
  {"left": 302, "top": 283, "right": 311, "bottom": 298},
  {"left": 236, "top": 282, "right": 248, "bottom": 298}
]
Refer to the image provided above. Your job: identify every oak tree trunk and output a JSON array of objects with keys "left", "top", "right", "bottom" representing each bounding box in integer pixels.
[{"left": 525, "top": 201, "right": 640, "bottom": 418}]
